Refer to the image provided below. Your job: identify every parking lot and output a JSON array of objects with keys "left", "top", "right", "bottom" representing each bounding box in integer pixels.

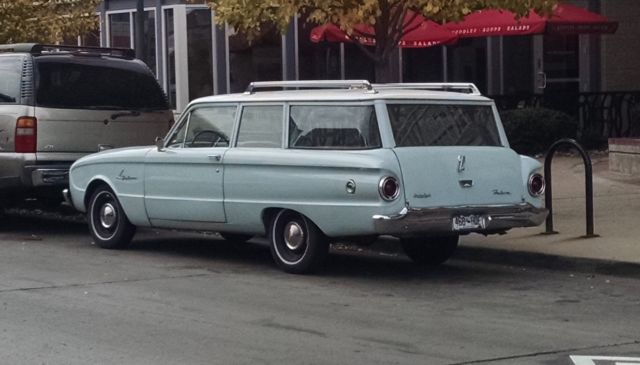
[{"left": 1, "top": 211, "right": 639, "bottom": 365}]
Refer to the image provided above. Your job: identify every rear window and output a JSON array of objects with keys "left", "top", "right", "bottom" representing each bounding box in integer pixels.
[
  {"left": 35, "top": 60, "right": 168, "bottom": 110},
  {"left": 289, "top": 105, "right": 381, "bottom": 149},
  {"left": 387, "top": 104, "right": 502, "bottom": 147},
  {"left": 0, "top": 56, "right": 23, "bottom": 104}
]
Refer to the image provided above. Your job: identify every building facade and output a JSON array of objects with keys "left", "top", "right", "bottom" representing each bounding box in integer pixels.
[{"left": 91, "top": 0, "right": 639, "bottom": 113}]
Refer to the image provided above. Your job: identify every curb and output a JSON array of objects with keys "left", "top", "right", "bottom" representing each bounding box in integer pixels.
[
  {"left": 369, "top": 238, "right": 640, "bottom": 278},
  {"left": 455, "top": 245, "right": 640, "bottom": 278}
]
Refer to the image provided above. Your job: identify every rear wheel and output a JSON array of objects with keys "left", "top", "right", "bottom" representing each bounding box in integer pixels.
[
  {"left": 269, "top": 210, "right": 329, "bottom": 274},
  {"left": 88, "top": 186, "right": 136, "bottom": 249},
  {"left": 401, "top": 235, "right": 459, "bottom": 266}
]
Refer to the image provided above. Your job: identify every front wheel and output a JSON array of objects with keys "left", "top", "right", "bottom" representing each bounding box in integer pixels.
[
  {"left": 88, "top": 186, "right": 136, "bottom": 249},
  {"left": 401, "top": 235, "right": 459, "bottom": 266},
  {"left": 270, "top": 210, "right": 329, "bottom": 274}
]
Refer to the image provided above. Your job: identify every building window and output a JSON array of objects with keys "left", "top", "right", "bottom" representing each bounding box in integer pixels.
[
  {"left": 228, "top": 24, "right": 282, "bottom": 93},
  {"left": 297, "top": 16, "right": 341, "bottom": 80},
  {"left": 133, "top": 10, "right": 157, "bottom": 75},
  {"left": 187, "top": 8, "right": 213, "bottom": 100},
  {"left": 109, "top": 13, "right": 131, "bottom": 48},
  {"left": 403, "top": 47, "right": 444, "bottom": 82},
  {"left": 447, "top": 38, "right": 488, "bottom": 94},
  {"left": 344, "top": 44, "right": 375, "bottom": 80},
  {"left": 164, "top": 8, "right": 176, "bottom": 109}
]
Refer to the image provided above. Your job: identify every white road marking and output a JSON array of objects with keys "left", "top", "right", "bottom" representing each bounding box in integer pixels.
[{"left": 570, "top": 355, "right": 640, "bottom": 365}]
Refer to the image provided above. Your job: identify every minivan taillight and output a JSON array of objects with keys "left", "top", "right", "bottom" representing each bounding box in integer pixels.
[{"left": 15, "top": 117, "right": 37, "bottom": 153}]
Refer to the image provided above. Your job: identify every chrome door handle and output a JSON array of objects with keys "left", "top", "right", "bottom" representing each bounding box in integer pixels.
[{"left": 207, "top": 154, "right": 222, "bottom": 161}]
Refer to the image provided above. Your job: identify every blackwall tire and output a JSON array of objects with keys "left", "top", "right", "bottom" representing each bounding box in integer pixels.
[
  {"left": 401, "top": 235, "right": 459, "bottom": 266},
  {"left": 88, "top": 186, "right": 136, "bottom": 249},
  {"left": 269, "top": 210, "right": 328, "bottom": 274}
]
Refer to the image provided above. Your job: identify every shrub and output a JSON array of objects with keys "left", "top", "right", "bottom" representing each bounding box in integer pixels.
[{"left": 499, "top": 107, "right": 577, "bottom": 156}]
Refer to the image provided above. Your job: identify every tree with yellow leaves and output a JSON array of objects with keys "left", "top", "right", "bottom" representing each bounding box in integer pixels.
[
  {"left": 199, "top": 0, "right": 557, "bottom": 82},
  {"left": 0, "top": 0, "right": 100, "bottom": 44}
]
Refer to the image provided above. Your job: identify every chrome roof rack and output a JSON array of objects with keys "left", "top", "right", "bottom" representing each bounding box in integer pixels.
[
  {"left": 375, "top": 83, "right": 482, "bottom": 95},
  {"left": 0, "top": 43, "right": 135, "bottom": 59},
  {"left": 245, "top": 80, "right": 376, "bottom": 94}
]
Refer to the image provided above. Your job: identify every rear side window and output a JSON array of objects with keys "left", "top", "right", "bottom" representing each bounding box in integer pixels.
[
  {"left": 387, "top": 104, "right": 501, "bottom": 147},
  {"left": 0, "top": 56, "right": 23, "bottom": 104},
  {"left": 236, "top": 105, "right": 284, "bottom": 148},
  {"left": 289, "top": 105, "right": 381, "bottom": 149},
  {"left": 35, "top": 60, "right": 168, "bottom": 110}
]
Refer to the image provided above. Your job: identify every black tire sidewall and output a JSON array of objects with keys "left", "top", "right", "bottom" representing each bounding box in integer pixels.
[
  {"left": 88, "top": 186, "right": 135, "bottom": 249},
  {"left": 401, "top": 235, "right": 459, "bottom": 266},
  {"left": 269, "top": 210, "right": 328, "bottom": 274}
]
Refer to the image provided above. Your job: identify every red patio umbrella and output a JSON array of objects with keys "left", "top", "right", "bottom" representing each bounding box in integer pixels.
[
  {"left": 443, "top": 2, "right": 617, "bottom": 37},
  {"left": 310, "top": 11, "right": 458, "bottom": 48},
  {"left": 546, "top": 3, "right": 618, "bottom": 34}
]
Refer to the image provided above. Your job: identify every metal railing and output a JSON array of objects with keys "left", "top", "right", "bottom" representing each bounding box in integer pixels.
[
  {"left": 493, "top": 91, "right": 640, "bottom": 140},
  {"left": 543, "top": 138, "right": 598, "bottom": 238}
]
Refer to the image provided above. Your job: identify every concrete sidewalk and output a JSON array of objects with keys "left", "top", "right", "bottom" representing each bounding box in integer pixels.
[{"left": 460, "top": 153, "right": 640, "bottom": 266}]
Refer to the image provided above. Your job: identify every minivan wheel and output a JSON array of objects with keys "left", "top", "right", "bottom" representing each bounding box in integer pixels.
[
  {"left": 88, "top": 186, "right": 135, "bottom": 249},
  {"left": 270, "top": 210, "right": 329, "bottom": 274},
  {"left": 401, "top": 235, "right": 459, "bottom": 266}
]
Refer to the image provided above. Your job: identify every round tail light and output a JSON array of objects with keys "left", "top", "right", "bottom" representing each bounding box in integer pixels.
[
  {"left": 379, "top": 176, "right": 400, "bottom": 201},
  {"left": 528, "top": 173, "right": 545, "bottom": 196}
]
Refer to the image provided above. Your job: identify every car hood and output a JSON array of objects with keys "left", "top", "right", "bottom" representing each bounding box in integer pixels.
[{"left": 71, "top": 146, "right": 154, "bottom": 169}]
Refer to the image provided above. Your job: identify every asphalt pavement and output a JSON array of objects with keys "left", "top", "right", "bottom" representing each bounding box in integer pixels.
[{"left": 1, "top": 214, "right": 639, "bottom": 364}]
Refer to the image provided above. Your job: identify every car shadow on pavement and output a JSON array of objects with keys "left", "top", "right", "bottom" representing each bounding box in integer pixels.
[{"left": 130, "top": 231, "right": 507, "bottom": 282}]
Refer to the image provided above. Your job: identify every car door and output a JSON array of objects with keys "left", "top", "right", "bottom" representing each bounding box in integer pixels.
[{"left": 144, "top": 104, "right": 238, "bottom": 226}]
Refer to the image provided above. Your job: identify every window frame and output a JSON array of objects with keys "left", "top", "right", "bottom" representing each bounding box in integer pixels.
[
  {"left": 286, "top": 101, "right": 383, "bottom": 150},
  {"left": 235, "top": 103, "right": 286, "bottom": 149},
  {"left": 382, "top": 100, "right": 509, "bottom": 148},
  {"left": 0, "top": 55, "right": 25, "bottom": 105},
  {"left": 165, "top": 102, "right": 239, "bottom": 149}
]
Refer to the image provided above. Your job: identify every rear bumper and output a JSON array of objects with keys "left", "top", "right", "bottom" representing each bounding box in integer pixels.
[
  {"left": 28, "top": 166, "right": 70, "bottom": 186},
  {"left": 372, "top": 203, "right": 548, "bottom": 236}
]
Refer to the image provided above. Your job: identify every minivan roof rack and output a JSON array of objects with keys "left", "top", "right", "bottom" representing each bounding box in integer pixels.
[
  {"left": 0, "top": 43, "right": 135, "bottom": 59},
  {"left": 245, "top": 80, "right": 376, "bottom": 94},
  {"left": 375, "top": 83, "right": 482, "bottom": 95}
]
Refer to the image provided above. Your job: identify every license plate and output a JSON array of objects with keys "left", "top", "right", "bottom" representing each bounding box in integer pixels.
[{"left": 452, "top": 215, "right": 485, "bottom": 231}]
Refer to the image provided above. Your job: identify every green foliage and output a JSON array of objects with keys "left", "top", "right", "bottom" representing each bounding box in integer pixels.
[
  {"left": 500, "top": 107, "right": 577, "bottom": 155},
  {"left": 0, "top": 0, "right": 100, "bottom": 44}
]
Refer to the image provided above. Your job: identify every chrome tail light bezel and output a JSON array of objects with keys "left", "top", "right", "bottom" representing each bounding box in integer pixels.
[
  {"left": 528, "top": 173, "right": 546, "bottom": 197},
  {"left": 379, "top": 176, "right": 400, "bottom": 201}
]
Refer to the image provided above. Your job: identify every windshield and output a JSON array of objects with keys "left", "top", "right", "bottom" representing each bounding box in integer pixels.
[{"left": 387, "top": 103, "right": 502, "bottom": 147}]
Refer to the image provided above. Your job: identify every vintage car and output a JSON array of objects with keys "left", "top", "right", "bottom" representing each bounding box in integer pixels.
[{"left": 64, "top": 80, "right": 547, "bottom": 274}]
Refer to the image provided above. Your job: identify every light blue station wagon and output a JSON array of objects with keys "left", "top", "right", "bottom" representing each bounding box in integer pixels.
[{"left": 65, "top": 81, "right": 548, "bottom": 274}]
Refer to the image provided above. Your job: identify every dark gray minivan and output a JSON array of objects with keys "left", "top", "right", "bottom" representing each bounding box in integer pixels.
[{"left": 0, "top": 43, "right": 172, "bottom": 206}]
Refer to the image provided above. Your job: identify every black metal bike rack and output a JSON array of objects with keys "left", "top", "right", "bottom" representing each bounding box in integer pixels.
[{"left": 543, "top": 138, "right": 599, "bottom": 238}]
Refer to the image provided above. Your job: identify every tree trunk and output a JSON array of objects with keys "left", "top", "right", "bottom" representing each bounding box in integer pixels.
[{"left": 374, "top": 47, "right": 401, "bottom": 83}]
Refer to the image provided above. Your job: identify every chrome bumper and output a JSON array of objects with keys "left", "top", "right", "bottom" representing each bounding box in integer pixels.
[
  {"left": 30, "top": 168, "right": 69, "bottom": 186},
  {"left": 372, "top": 203, "right": 548, "bottom": 236},
  {"left": 62, "top": 188, "right": 72, "bottom": 206}
]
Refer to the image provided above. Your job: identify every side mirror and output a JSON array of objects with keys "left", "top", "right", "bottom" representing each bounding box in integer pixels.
[{"left": 155, "top": 137, "right": 165, "bottom": 152}]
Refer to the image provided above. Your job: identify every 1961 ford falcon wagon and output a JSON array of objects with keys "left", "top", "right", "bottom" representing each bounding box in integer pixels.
[{"left": 65, "top": 80, "right": 547, "bottom": 274}]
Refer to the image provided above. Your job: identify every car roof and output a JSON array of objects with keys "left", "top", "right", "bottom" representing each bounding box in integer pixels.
[{"left": 192, "top": 88, "right": 493, "bottom": 104}]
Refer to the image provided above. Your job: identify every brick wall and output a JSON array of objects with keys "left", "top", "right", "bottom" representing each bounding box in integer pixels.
[{"left": 601, "top": 0, "right": 640, "bottom": 91}]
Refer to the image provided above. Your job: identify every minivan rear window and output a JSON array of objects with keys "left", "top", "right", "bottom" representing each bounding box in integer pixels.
[
  {"left": 387, "top": 104, "right": 502, "bottom": 147},
  {"left": 35, "top": 60, "right": 168, "bottom": 110},
  {"left": 0, "top": 56, "right": 23, "bottom": 104},
  {"left": 289, "top": 105, "right": 381, "bottom": 149}
]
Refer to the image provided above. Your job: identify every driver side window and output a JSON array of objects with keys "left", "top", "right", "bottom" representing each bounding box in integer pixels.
[{"left": 168, "top": 105, "right": 237, "bottom": 148}]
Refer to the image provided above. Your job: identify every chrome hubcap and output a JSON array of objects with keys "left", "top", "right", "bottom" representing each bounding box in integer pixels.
[
  {"left": 100, "top": 203, "right": 117, "bottom": 229},
  {"left": 284, "top": 222, "right": 305, "bottom": 251}
]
